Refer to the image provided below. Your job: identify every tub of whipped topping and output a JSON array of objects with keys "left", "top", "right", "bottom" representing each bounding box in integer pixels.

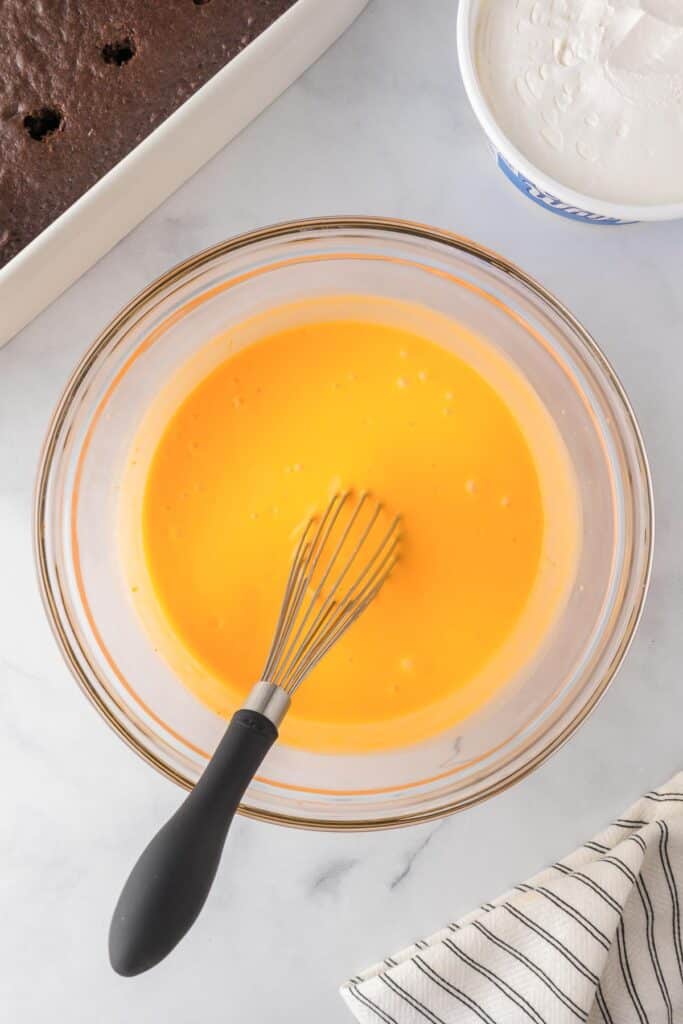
[{"left": 457, "top": 0, "right": 683, "bottom": 224}]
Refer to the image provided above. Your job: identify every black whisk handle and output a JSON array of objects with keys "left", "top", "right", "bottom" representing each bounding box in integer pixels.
[{"left": 108, "top": 709, "right": 277, "bottom": 977}]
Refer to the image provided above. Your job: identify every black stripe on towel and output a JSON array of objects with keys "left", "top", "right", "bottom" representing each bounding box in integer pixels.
[
  {"left": 645, "top": 792, "right": 683, "bottom": 802},
  {"left": 472, "top": 920, "right": 586, "bottom": 1020},
  {"left": 348, "top": 982, "right": 399, "bottom": 1024},
  {"left": 600, "top": 855, "right": 636, "bottom": 885},
  {"left": 380, "top": 971, "right": 448, "bottom": 1024},
  {"left": 614, "top": 819, "right": 649, "bottom": 828},
  {"left": 616, "top": 919, "right": 649, "bottom": 1024},
  {"left": 518, "top": 881, "right": 609, "bottom": 949},
  {"left": 443, "top": 936, "right": 547, "bottom": 1024},
  {"left": 635, "top": 869, "right": 674, "bottom": 1022},
  {"left": 658, "top": 820, "right": 683, "bottom": 984},
  {"left": 535, "top": 885, "right": 611, "bottom": 950},
  {"left": 595, "top": 983, "right": 614, "bottom": 1024},
  {"left": 553, "top": 862, "right": 572, "bottom": 875},
  {"left": 569, "top": 871, "right": 622, "bottom": 914},
  {"left": 597, "top": 839, "right": 674, "bottom": 1013},
  {"left": 583, "top": 847, "right": 670, "bottom": 1015},
  {"left": 412, "top": 954, "right": 499, "bottom": 1024},
  {"left": 503, "top": 902, "right": 599, "bottom": 984},
  {"left": 584, "top": 841, "right": 609, "bottom": 854}
]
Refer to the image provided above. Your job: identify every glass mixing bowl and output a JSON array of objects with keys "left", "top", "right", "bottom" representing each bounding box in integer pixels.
[{"left": 34, "top": 217, "right": 653, "bottom": 830}]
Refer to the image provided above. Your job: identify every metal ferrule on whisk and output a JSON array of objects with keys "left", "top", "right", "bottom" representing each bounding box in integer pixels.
[{"left": 241, "top": 681, "right": 291, "bottom": 729}]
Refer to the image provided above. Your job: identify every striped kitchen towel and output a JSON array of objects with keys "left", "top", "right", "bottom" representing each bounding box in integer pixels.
[{"left": 341, "top": 773, "right": 683, "bottom": 1023}]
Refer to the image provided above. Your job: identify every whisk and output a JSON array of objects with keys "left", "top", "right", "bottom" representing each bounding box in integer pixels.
[{"left": 109, "top": 491, "right": 400, "bottom": 976}]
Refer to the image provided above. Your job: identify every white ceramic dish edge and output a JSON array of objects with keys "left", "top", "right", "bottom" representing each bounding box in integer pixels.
[
  {"left": 0, "top": 0, "right": 370, "bottom": 349},
  {"left": 457, "top": 0, "right": 683, "bottom": 226}
]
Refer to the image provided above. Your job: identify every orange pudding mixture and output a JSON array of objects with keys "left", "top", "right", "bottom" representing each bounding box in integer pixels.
[{"left": 126, "top": 299, "right": 578, "bottom": 753}]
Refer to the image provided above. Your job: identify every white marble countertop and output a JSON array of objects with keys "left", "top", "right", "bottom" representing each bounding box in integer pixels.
[{"left": 1, "top": 0, "right": 681, "bottom": 1019}]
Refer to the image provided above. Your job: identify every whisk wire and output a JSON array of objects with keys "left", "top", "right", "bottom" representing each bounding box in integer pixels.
[
  {"left": 262, "top": 493, "right": 343, "bottom": 680},
  {"left": 261, "top": 491, "right": 400, "bottom": 695},
  {"left": 273, "top": 492, "right": 375, "bottom": 688},
  {"left": 285, "top": 540, "right": 399, "bottom": 692},
  {"left": 264, "top": 492, "right": 349, "bottom": 685},
  {"left": 262, "top": 524, "right": 313, "bottom": 675},
  {"left": 261, "top": 523, "right": 312, "bottom": 681},
  {"left": 287, "top": 524, "right": 399, "bottom": 688}
]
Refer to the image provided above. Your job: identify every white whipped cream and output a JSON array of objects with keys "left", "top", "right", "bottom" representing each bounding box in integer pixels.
[{"left": 476, "top": 0, "right": 683, "bottom": 205}]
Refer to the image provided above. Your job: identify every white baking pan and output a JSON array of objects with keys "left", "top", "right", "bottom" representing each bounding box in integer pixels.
[{"left": 0, "top": 0, "right": 370, "bottom": 348}]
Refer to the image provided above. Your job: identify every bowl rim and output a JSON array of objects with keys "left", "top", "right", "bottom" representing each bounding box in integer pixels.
[
  {"left": 33, "top": 215, "right": 654, "bottom": 831},
  {"left": 456, "top": 0, "right": 683, "bottom": 223}
]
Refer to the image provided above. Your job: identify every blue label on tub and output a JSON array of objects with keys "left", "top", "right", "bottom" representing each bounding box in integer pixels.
[{"left": 497, "top": 154, "right": 634, "bottom": 226}]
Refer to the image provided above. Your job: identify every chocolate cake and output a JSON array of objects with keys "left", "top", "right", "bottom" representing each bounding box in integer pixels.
[{"left": 0, "top": 0, "right": 297, "bottom": 268}]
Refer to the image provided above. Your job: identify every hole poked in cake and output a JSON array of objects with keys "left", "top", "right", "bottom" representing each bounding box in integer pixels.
[
  {"left": 23, "top": 108, "right": 63, "bottom": 142},
  {"left": 193, "top": 0, "right": 212, "bottom": 6},
  {"left": 102, "top": 38, "right": 136, "bottom": 66}
]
